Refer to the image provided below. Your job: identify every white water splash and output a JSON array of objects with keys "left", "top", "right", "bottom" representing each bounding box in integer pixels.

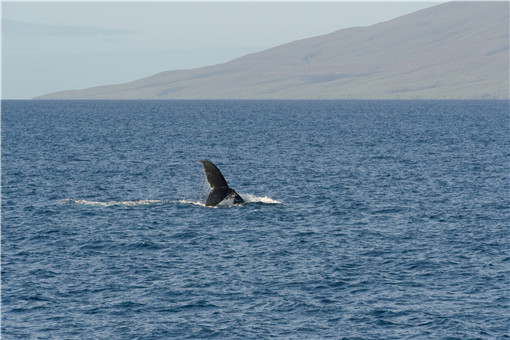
[
  {"left": 59, "top": 194, "right": 280, "bottom": 208},
  {"left": 173, "top": 199, "right": 206, "bottom": 207},
  {"left": 199, "top": 194, "right": 282, "bottom": 207},
  {"left": 242, "top": 194, "right": 282, "bottom": 204},
  {"left": 59, "top": 199, "right": 168, "bottom": 207}
]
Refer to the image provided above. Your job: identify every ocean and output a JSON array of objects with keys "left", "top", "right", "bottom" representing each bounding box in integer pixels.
[{"left": 2, "top": 100, "right": 509, "bottom": 339}]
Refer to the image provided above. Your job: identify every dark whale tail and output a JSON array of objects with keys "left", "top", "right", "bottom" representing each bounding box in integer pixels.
[{"left": 199, "top": 160, "right": 244, "bottom": 206}]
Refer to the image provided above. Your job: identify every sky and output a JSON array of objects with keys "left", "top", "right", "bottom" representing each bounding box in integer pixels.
[{"left": 1, "top": 1, "right": 440, "bottom": 99}]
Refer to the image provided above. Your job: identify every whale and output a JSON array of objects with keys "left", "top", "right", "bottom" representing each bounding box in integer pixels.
[{"left": 199, "top": 160, "right": 244, "bottom": 206}]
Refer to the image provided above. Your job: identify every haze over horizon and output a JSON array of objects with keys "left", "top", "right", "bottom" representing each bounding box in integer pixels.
[{"left": 2, "top": 2, "right": 439, "bottom": 99}]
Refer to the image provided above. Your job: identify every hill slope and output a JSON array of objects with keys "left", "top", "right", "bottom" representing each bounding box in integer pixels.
[{"left": 36, "top": 2, "right": 509, "bottom": 100}]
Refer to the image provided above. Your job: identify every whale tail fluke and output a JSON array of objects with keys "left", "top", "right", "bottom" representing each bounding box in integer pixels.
[
  {"left": 199, "top": 160, "right": 228, "bottom": 188},
  {"left": 199, "top": 160, "right": 244, "bottom": 206}
]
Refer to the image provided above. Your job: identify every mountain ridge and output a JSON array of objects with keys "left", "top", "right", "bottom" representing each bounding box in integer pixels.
[{"left": 36, "top": 2, "right": 509, "bottom": 100}]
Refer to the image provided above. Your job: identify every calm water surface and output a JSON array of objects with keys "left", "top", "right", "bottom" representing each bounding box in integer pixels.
[{"left": 2, "top": 100, "right": 509, "bottom": 339}]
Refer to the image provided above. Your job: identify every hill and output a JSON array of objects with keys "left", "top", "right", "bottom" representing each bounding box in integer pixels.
[{"left": 36, "top": 2, "right": 509, "bottom": 100}]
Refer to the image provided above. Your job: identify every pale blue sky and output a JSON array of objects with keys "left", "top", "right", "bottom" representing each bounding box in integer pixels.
[{"left": 2, "top": 2, "right": 439, "bottom": 99}]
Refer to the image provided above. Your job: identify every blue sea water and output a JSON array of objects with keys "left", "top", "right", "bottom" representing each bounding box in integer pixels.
[{"left": 2, "top": 100, "right": 509, "bottom": 339}]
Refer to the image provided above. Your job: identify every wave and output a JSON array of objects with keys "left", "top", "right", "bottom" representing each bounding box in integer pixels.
[{"left": 59, "top": 194, "right": 281, "bottom": 208}]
